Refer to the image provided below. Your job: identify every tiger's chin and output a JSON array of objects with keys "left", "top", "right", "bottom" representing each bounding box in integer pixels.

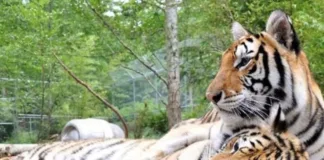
[
  {"left": 212, "top": 96, "right": 245, "bottom": 113},
  {"left": 212, "top": 95, "right": 245, "bottom": 111},
  {"left": 211, "top": 103, "right": 248, "bottom": 124},
  {"left": 212, "top": 99, "right": 266, "bottom": 126}
]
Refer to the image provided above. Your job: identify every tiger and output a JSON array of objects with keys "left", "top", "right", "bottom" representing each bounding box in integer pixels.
[
  {"left": 211, "top": 125, "right": 309, "bottom": 160},
  {"left": 163, "top": 104, "right": 309, "bottom": 160},
  {"left": 205, "top": 10, "right": 324, "bottom": 159},
  {"left": 148, "top": 101, "right": 288, "bottom": 159},
  {"left": 12, "top": 104, "right": 308, "bottom": 160},
  {"left": 11, "top": 109, "right": 218, "bottom": 160},
  {"left": 5, "top": 108, "right": 218, "bottom": 160}
]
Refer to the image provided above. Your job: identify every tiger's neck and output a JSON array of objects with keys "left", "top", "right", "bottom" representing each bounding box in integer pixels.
[{"left": 284, "top": 52, "right": 324, "bottom": 157}]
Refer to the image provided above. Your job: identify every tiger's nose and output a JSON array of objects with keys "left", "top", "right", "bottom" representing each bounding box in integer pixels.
[{"left": 206, "top": 91, "right": 223, "bottom": 103}]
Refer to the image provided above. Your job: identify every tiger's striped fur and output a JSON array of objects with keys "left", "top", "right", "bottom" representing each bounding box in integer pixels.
[
  {"left": 13, "top": 109, "right": 220, "bottom": 160},
  {"left": 15, "top": 139, "right": 157, "bottom": 160},
  {"left": 14, "top": 128, "right": 308, "bottom": 160},
  {"left": 171, "top": 107, "right": 220, "bottom": 129},
  {"left": 212, "top": 126, "right": 309, "bottom": 160},
  {"left": 13, "top": 106, "right": 308, "bottom": 160},
  {"left": 205, "top": 10, "right": 324, "bottom": 159}
]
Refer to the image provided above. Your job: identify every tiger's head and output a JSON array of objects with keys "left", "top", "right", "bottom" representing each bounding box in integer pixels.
[
  {"left": 206, "top": 10, "right": 312, "bottom": 123},
  {"left": 211, "top": 125, "right": 309, "bottom": 160}
]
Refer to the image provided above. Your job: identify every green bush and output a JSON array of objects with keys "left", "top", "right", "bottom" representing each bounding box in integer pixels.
[
  {"left": 142, "top": 108, "right": 168, "bottom": 135},
  {"left": 182, "top": 103, "right": 210, "bottom": 120},
  {"left": 124, "top": 100, "right": 168, "bottom": 138},
  {"left": 36, "top": 118, "right": 66, "bottom": 141},
  {"left": 5, "top": 130, "right": 37, "bottom": 144},
  {"left": 0, "top": 126, "right": 11, "bottom": 142}
]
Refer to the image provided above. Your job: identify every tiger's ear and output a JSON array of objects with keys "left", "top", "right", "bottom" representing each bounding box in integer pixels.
[
  {"left": 232, "top": 22, "right": 248, "bottom": 41},
  {"left": 266, "top": 10, "right": 300, "bottom": 53}
]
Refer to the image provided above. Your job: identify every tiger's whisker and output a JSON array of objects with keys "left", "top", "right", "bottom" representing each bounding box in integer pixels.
[
  {"left": 250, "top": 95, "right": 281, "bottom": 102},
  {"left": 237, "top": 104, "right": 252, "bottom": 120},
  {"left": 240, "top": 102, "right": 267, "bottom": 120},
  {"left": 246, "top": 98, "right": 273, "bottom": 107}
]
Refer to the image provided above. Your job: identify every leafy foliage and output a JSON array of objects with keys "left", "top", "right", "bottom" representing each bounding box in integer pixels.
[{"left": 123, "top": 100, "right": 168, "bottom": 138}]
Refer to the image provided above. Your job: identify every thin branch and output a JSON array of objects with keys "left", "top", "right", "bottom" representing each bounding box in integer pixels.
[
  {"left": 152, "top": 52, "right": 167, "bottom": 71},
  {"left": 53, "top": 53, "right": 128, "bottom": 138},
  {"left": 121, "top": 65, "right": 167, "bottom": 106},
  {"left": 85, "top": 0, "right": 168, "bottom": 87}
]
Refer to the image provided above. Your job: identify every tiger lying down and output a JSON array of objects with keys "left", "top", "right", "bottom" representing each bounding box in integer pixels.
[
  {"left": 12, "top": 10, "right": 324, "bottom": 159},
  {"left": 15, "top": 105, "right": 308, "bottom": 160}
]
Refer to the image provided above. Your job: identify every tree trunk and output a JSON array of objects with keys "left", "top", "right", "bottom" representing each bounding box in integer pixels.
[{"left": 165, "top": 0, "right": 181, "bottom": 128}]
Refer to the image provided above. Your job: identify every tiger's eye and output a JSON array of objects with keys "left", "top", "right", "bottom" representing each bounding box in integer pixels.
[{"left": 237, "top": 57, "right": 251, "bottom": 68}]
